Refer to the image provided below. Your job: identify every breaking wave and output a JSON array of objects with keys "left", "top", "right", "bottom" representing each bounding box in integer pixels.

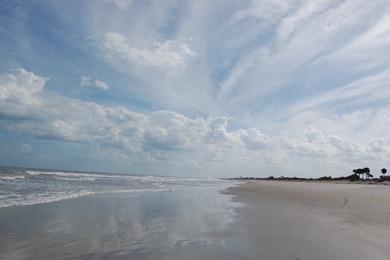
[{"left": 0, "top": 168, "right": 232, "bottom": 208}]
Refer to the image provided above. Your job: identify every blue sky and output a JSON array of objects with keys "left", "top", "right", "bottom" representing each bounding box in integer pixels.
[{"left": 1, "top": 0, "right": 390, "bottom": 177}]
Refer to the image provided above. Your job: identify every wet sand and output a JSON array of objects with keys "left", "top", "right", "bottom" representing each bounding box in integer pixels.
[
  {"left": 0, "top": 188, "right": 240, "bottom": 260},
  {"left": 226, "top": 181, "right": 390, "bottom": 260}
]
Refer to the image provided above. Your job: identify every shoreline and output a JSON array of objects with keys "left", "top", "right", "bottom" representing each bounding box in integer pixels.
[
  {"left": 224, "top": 181, "right": 390, "bottom": 260},
  {"left": 1, "top": 180, "right": 389, "bottom": 259}
]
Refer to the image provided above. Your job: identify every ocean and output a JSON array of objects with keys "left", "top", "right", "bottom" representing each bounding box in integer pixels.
[
  {"left": 0, "top": 167, "right": 242, "bottom": 259},
  {"left": 0, "top": 167, "right": 233, "bottom": 208}
]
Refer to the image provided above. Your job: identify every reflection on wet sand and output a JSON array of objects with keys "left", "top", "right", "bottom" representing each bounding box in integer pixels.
[{"left": 0, "top": 188, "right": 241, "bottom": 259}]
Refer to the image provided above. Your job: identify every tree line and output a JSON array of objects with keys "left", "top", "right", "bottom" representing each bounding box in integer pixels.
[{"left": 352, "top": 168, "right": 387, "bottom": 180}]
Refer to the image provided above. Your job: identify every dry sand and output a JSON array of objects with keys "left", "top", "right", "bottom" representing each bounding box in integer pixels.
[{"left": 226, "top": 181, "right": 390, "bottom": 260}]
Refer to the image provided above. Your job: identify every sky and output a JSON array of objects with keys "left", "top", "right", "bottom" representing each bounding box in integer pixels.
[{"left": 0, "top": 0, "right": 390, "bottom": 177}]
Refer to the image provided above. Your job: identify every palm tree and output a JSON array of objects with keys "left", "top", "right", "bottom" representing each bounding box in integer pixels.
[
  {"left": 353, "top": 168, "right": 363, "bottom": 179},
  {"left": 353, "top": 169, "right": 358, "bottom": 178},
  {"left": 362, "top": 167, "right": 370, "bottom": 180}
]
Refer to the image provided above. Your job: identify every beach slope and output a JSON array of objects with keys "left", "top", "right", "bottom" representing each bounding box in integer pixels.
[{"left": 226, "top": 181, "right": 390, "bottom": 260}]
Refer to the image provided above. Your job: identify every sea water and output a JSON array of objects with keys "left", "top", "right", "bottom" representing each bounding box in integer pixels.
[
  {"left": 0, "top": 167, "right": 233, "bottom": 208},
  {"left": 0, "top": 167, "right": 242, "bottom": 259}
]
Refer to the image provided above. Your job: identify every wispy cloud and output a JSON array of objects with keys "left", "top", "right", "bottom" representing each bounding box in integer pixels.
[
  {"left": 287, "top": 68, "right": 390, "bottom": 116},
  {"left": 218, "top": 0, "right": 390, "bottom": 110},
  {"left": 1, "top": 1, "right": 390, "bottom": 176}
]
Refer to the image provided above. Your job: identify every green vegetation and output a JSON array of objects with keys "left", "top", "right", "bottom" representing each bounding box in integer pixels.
[{"left": 234, "top": 167, "right": 389, "bottom": 183}]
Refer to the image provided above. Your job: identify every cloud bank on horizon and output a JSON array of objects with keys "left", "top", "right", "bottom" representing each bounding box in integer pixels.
[{"left": 0, "top": 0, "right": 389, "bottom": 177}]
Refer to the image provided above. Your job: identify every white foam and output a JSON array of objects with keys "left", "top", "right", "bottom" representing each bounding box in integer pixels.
[
  {"left": 25, "top": 170, "right": 152, "bottom": 182},
  {"left": 26, "top": 170, "right": 106, "bottom": 178},
  {"left": 1, "top": 170, "right": 234, "bottom": 208},
  {"left": 0, "top": 175, "right": 26, "bottom": 181},
  {"left": 0, "top": 188, "right": 173, "bottom": 208},
  {"left": 0, "top": 191, "right": 96, "bottom": 208}
]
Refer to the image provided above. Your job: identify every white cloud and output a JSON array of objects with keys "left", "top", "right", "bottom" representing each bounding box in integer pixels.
[
  {"left": 328, "top": 135, "right": 363, "bottom": 157},
  {"left": 313, "top": 13, "right": 390, "bottom": 69},
  {"left": 44, "top": 0, "right": 390, "bottom": 120},
  {"left": 2, "top": 68, "right": 389, "bottom": 177},
  {"left": 77, "top": 0, "right": 389, "bottom": 121},
  {"left": 80, "top": 76, "right": 92, "bottom": 87},
  {"left": 288, "top": 68, "right": 390, "bottom": 116},
  {"left": 114, "top": 0, "right": 132, "bottom": 10},
  {"left": 305, "top": 125, "right": 324, "bottom": 143},
  {"left": 94, "top": 79, "right": 110, "bottom": 90},
  {"left": 230, "top": 0, "right": 295, "bottom": 24},
  {"left": 236, "top": 128, "right": 271, "bottom": 151},
  {"left": 3, "top": 1, "right": 390, "bottom": 177},
  {"left": 103, "top": 32, "right": 197, "bottom": 69},
  {"left": 218, "top": 0, "right": 390, "bottom": 110},
  {"left": 80, "top": 76, "right": 110, "bottom": 91},
  {"left": 367, "top": 138, "right": 390, "bottom": 159},
  {"left": 0, "top": 68, "right": 45, "bottom": 104}
]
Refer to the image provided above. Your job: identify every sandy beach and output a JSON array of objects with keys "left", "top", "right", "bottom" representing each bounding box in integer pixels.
[
  {"left": 1, "top": 179, "right": 390, "bottom": 259},
  {"left": 226, "top": 181, "right": 390, "bottom": 260}
]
